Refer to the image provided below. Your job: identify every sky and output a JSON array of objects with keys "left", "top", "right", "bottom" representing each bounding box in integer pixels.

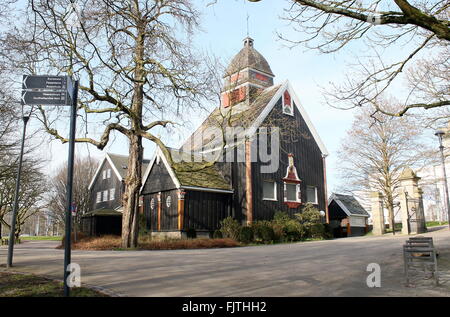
[{"left": 37, "top": 0, "right": 391, "bottom": 193}]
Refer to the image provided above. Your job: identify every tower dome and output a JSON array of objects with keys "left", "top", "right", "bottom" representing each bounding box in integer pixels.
[
  {"left": 225, "top": 37, "right": 274, "bottom": 77},
  {"left": 222, "top": 37, "right": 275, "bottom": 108}
]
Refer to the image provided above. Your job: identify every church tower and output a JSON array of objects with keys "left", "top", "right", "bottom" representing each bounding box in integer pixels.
[{"left": 221, "top": 37, "right": 275, "bottom": 108}]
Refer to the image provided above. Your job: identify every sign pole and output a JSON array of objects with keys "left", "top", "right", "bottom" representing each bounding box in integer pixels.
[
  {"left": 6, "top": 115, "right": 30, "bottom": 268},
  {"left": 63, "top": 80, "right": 78, "bottom": 297}
]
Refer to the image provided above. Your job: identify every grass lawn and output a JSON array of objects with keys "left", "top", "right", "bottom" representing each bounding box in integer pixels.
[
  {"left": 0, "top": 272, "right": 108, "bottom": 297},
  {"left": 20, "top": 236, "right": 62, "bottom": 241},
  {"left": 426, "top": 221, "right": 449, "bottom": 227}
]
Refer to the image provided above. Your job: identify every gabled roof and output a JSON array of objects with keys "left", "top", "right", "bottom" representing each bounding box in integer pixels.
[
  {"left": 140, "top": 147, "right": 232, "bottom": 194},
  {"left": 88, "top": 153, "right": 151, "bottom": 190},
  {"left": 180, "top": 80, "right": 328, "bottom": 156},
  {"left": 329, "top": 193, "right": 370, "bottom": 217},
  {"left": 181, "top": 84, "right": 281, "bottom": 152}
]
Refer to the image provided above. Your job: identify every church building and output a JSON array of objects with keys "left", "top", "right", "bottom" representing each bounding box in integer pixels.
[{"left": 140, "top": 37, "right": 329, "bottom": 237}]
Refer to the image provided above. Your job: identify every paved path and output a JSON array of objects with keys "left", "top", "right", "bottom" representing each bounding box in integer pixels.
[{"left": 1, "top": 228, "right": 450, "bottom": 297}]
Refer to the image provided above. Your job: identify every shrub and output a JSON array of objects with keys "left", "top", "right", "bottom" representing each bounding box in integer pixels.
[
  {"left": 213, "top": 229, "right": 223, "bottom": 239},
  {"left": 61, "top": 231, "right": 88, "bottom": 246},
  {"left": 310, "top": 223, "right": 325, "bottom": 239},
  {"left": 273, "top": 211, "right": 291, "bottom": 223},
  {"left": 138, "top": 238, "right": 240, "bottom": 250},
  {"left": 238, "top": 226, "right": 254, "bottom": 243},
  {"left": 220, "top": 217, "right": 241, "bottom": 240},
  {"left": 285, "top": 220, "right": 306, "bottom": 241},
  {"left": 58, "top": 234, "right": 121, "bottom": 250},
  {"left": 295, "top": 203, "right": 321, "bottom": 226},
  {"left": 272, "top": 211, "right": 304, "bottom": 242},
  {"left": 322, "top": 223, "right": 334, "bottom": 239},
  {"left": 271, "top": 223, "right": 285, "bottom": 242},
  {"left": 186, "top": 228, "right": 197, "bottom": 239},
  {"left": 295, "top": 203, "right": 323, "bottom": 238},
  {"left": 252, "top": 221, "right": 275, "bottom": 243}
]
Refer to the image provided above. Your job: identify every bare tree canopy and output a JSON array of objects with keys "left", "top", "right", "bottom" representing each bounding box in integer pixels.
[
  {"left": 247, "top": 0, "right": 449, "bottom": 119},
  {"left": 46, "top": 157, "right": 98, "bottom": 231},
  {"left": 337, "top": 99, "right": 435, "bottom": 232},
  {"left": 0, "top": 0, "right": 213, "bottom": 248}
]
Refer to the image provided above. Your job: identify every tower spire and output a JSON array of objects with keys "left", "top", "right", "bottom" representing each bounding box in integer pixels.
[{"left": 246, "top": 13, "right": 250, "bottom": 38}]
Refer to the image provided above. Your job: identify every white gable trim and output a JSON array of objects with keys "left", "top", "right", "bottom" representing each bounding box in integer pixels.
[
  {"left": 140, "top": 152, "right": 157, "bottom": 194},
  {"left": 140, "top": 147, "right": 181, "bottom": 194},
  {"left": 287, "top": 81, "right": 328, "bottom": 156},
  {"left": 246, "top": 80, "right": 328, "bottom": 156},
  {"left": 106, "top": 154, "right": 125, "bottom": 181},
  {"left": 87, "top": 153, "right": 124, "bottom": 190}
]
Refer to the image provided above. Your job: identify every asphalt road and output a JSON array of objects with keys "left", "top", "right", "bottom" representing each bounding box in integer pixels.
[{"left": 1, "top": 227, "right": 450, "bottom": 297}]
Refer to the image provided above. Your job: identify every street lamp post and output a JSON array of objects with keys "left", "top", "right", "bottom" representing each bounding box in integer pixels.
[
  {"left": 435, "top": 129, "right": 450, "bottom": 229},
  {"left": 7, "top": 106, "right": 33, "bottom": 268}
]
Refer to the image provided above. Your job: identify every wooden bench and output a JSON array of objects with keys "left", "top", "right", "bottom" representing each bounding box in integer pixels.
[{"left": 403, "top": 237, "right": 438, "bottom": 285}]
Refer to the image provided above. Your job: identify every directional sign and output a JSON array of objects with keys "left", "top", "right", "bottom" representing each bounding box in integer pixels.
[
  {"left": 22, "top": 75, "right": 69, "bottom": 91},
  {"left": 21, "top": 90, "right": 71, "bottom": 106}
]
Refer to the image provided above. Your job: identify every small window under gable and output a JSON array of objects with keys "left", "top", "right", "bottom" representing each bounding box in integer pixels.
[
  {"left": 109, "top": 188, "right": 115, "bottom": 201},
  {"left": 306, "top": 186, "right": 318, "bottom": 204},
  {"left": 262, "top": 181, "right": 277, "bottom": 201},
  {"left": 283, "top": 153, "right": 302, "bottom": 208},
  {"left": 102, "top": 170, "right": 107, "bottom": 180},
  {"left": 282, "top": 90, "right": 294, "bottom": 116},
  {"left": 107, "top": 168, "right": 112, "bottom": 178}
]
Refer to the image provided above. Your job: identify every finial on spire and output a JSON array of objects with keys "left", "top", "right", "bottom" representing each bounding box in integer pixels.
[{"left": 246, "top": 13, "right": 250, "bottom": 38}]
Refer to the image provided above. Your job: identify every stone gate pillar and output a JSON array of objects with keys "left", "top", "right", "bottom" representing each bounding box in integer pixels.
[
  {"left": 399, "top": 167, "right": 427, "bottom": 235},
  {"left": 371, "top": 191, "right": 385, "bottom": 235}
]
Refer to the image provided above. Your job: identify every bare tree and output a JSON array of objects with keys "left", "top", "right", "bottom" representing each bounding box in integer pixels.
[
  {"left": 46, "top": 157, "right": 99, "bottom": 233},
  {"left": 247, "top": 0, "right": 449, "bottom": 118},
  {"left": 0, "top": 159, "right": 47, "bottom": 239},
  {"left": 337, "top": 99, "right": 435, "bottom": 233},
  {"left": 0, "top": 0, "right": 213, "bottom": 247}
]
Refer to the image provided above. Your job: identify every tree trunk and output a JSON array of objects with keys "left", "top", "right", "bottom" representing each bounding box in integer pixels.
[
  {"left": 121, "top": 6, "right": 145, "bottom": 249},
  {"left": 121, "top": 134, "right": 143, "bottom": 248},
  {"left": 386, "top": 197, "right": 396, "bottom": 235}
]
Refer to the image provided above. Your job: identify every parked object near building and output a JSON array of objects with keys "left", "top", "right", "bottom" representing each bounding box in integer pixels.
[
  {"left": 82, "top": 153, "right": 150, "bottom": 236},
  {"left": 140, "top": 37, "right": 329, "bottom": 238},
  {"left": 328, "top": 193, "right": 370, "bottom": 237}
]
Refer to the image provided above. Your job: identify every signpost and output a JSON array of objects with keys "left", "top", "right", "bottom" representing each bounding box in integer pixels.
[
  {"left": 12, "top": 75, "right": 79, "bottom": 297},
  {"left": 22, "top": 75, "right": 69, "bottom": 91}
]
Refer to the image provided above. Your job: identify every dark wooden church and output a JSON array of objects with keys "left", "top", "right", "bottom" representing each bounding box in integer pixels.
[{"left": 140, "top": 37, "right": 329, "bottom": 238}]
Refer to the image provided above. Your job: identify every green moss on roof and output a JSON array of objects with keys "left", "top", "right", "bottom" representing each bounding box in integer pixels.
[{"left": 172, "top": 161, "right": 231, "bottom": 191}]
